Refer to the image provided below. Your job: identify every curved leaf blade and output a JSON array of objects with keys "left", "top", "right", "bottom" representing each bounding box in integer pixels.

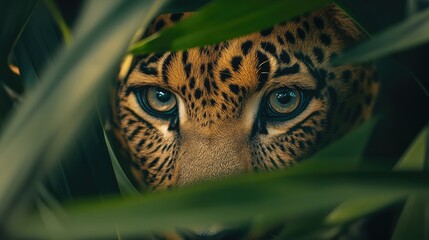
[
  {"left": 11, "top": 171, "right": 429, "bottom": 239},
  {"left": 325, "top": 193, "right": 405, "bottom": 225},
  {"left": 129, "top": 0, "right": 332, "bottom": 54},
  {"left": 333, "top": 7, "right": 429, "bottom": 64},
  {"left": 0, "top": 0, "right": 167, "bottom": 228},
  {"left": 394, "top": 126, "right": 427, "bottom": 170},
  {"left": 325, "top": 126, "right": 428, "bottom": 226},
  {"left": 43, "top": 0, "right": 72, "bottom": 45},
  {"left": 0, "top": 0, "right": 36, "bottom": 93},
  {"left": 391, "top": 194, "right": 428, "bottom": 240}
]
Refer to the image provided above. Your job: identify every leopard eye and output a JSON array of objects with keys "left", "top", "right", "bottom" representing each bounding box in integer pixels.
[
  {"left": 265, "top": 88, "right": 308, "bottom": 119},
  {"left": 136, "top": 86, "right": 177, "bottom": 118}
]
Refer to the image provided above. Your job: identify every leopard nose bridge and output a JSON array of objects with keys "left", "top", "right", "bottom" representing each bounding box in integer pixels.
[{"left": 175, "top": 126, "right": 252, "bottom": 186}]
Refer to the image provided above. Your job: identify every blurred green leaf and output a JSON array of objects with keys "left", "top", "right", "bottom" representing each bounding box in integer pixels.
[
  {"left": 0, "top": 0, "right": 36, "bottom": 93},
  {"left": 160, "top": 0, "right": 212, "bottom": 14},
  {"left": 324, "top": 126, "right": 427, "bottom": 226},
  {"left": 129, "top": 0, "right": 332, "bottom": 54},
  {"left": 13, "top": 2, "right": 120, "bottom": 200},
  {"left": 43, "top": 0, "right": 72, "bottom": 45},
  {"left": 0, "top": 85, "right": 14, "bottom": 124},
  {"left": 395, "top": 126, "right": 427, "bottom": 170},
  {"left": 12, "top": 171, "right": 429, "bottom": 239},
  {"left": 0, "top": 0, "right": 167, "bottom": 229},
  {"left": 391, "top": 194, "right": 428, "bottom": 240},
  {"left": 326, "top": 193, "right": 405, "bottom": 225},
  {"left": 34, "top": 184, "right": 68, "bottom": 236},
  {"left": 14, "top": 2, "right": 66, "bottom": 88},
  {"left": 391, "top": 126, "right": 429, "bottom": 240},
  {"left": 333, "top": 6, "right": 429, "bottom": 64},
  {"left": 271, "top": 118, "right": 378, "bottom": 239},
  {"left": 275, "top": 211, "right": 334, "bottom": 240}
]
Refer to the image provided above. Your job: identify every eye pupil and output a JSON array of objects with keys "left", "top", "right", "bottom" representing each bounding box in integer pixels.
[
  {"left": 155, "top": 88, "right": 172, "bottom": 103},
  {"left": 276, "top": 91, "right": 295, "bottom": 105},
  {"left": 135, "top": 86, "right": 177, "bottom": 117},
  {"left": 267, "top": 88, "right": 304, "bottom": 118}
]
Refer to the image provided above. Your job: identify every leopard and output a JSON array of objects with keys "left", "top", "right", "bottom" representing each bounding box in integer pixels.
[{"left": 110, "top": 4, "right": 378, "bottom": 194}]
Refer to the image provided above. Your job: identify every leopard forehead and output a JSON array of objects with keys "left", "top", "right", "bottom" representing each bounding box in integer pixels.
[{"left": 127, "top": 10, "right": 353, "bottom": 127}]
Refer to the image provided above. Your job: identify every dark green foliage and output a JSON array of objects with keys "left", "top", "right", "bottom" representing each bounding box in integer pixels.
[{"left": 0, "top": 0, "right": 428, "bottom": 239}]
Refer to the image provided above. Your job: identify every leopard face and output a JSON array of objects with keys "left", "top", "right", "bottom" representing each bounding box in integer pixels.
[{"left": 111, "top": 5, "right": 378, "bottom": 191}]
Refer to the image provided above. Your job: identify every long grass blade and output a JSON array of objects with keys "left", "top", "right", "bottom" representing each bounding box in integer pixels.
[
  {"left": 129, "top": 0, "right": 332, "bottom": 54},
  {"left": 395, "top": 126, "right": 427, "bottom": 170},
  {"left": 11, "top": 171, "right": 429, "bottom": 239},
  {"left": 160, "top": 0, "right": 212, "bottom": 14},
  {"left": 391, "top": 126, "right": 429, "bottom": 240},
  {"left": 0, "top": 0, "right": 167, "bottom": 228},
  {"left": 325, "top": 126, "right": 428, "bottom": 225},
  {"left": 333, "top": 7, "right": 429, "bottom": 64},
  {"left": 13, "top": 2, "right": 67, "bottom": 88},
  {"left": 104, "top": 131, "right": 140, "bottom": 195},
  {"left": 42, "top": 0, "right": 72, "bottom": 45},
  {"left": 391, "top": 194, "right": 428, "bottom": 240},
  {"left": 325, "top": 193, "right": 405, "bottom": 225},
  {"left": 0, "top": 0, "right": 36, "bottom": 94}
]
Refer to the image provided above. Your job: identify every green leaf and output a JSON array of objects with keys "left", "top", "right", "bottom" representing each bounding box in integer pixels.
[
  {"left": 0, "top": 0, "right": 36, "bottom": 57},
  {"left": 325, "top": 193, "right": 405, "bottom": 225},
  {"left": 324, "top": 126, "right": 427, "bottom": 226},
  {"left": 391, "top": 127, "right": 429, "bottom": 240},
  {"left": 11, "top": 171, "right": 429, "bottom": 239},
  {"left": 0, "top": 0, "right": 36, "bottom": 93},
  {"left": 275, "top": 211, "right": 335, "bottom": 240},
  {"left": 394, "top": 126, "right": 427, "bottom": 170},
  {"left": 0, "top": 83, "right": 14, "bottom": 125},
  {"left": 0, "top": 0, "right": 168, "bottom": 227},
  {"left": 13, "top": 2, "right": 67, "bottom": 88},
  {"left": 391, "top": 194, "right": 428, "bottom": 240},
  {"left": 333, "top": 6, "right": 429, "bottom": 64},
  {"left": 129, "top": 0, "right": 332, "bottom": 54},
  {"left": 160, "top": 0, "right": 212, "bottom": 14},
  {"left": 103, "top": 130, "right": 140, "bottom": 195},
  {"left": 43, "top": 0, "right": 72, "bottom": 45}
]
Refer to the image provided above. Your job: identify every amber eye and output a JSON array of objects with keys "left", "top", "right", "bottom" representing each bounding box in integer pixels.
[
  {"left": 135, "top": 86, "right": 177, "bottom": 118},
  {"left": 265, "top": 88, "right": 308, "bottom": 119}
]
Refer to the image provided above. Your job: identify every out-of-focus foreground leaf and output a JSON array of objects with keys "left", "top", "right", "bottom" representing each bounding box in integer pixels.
[
  {"left": 0, "top": 0, "right": 167, "bottom": 231},
  {"left": 333, "top": 6, "right": 429, "bottom": 64},
  {"left": 395, "top": 126, "right": 427, "bottom": 170},
  {"left": 13, "top": 2, "right": 65, "bottom": 89},
  {"left": 276, "top": 118, "right": 378, "bottom": 239},
  {"left": 391, "top": 126, "right": 428, "bottom": 240},
  {"left": 325, "top": 126, "right": 427, "bottom": 225},
  {"left": 129, "top": 0, "right": 332, "bottom": 54},
  {"left": 12, "top": 171, "right": 429, "bottom": 239},
  {"left": 11, "top": 109, "right": 377, "bottom": 239},
  {"left": 0, "top": 0, "right": 36, "bottom": 125},
  {"left": 42, "top": 0, "right": 72, "bottom": 45},
  {"left": 12, "top": 1, "right": 119, "bottom": 200},
  {"left": 160, "top": 0, "right": 212, "bottom": 14},
  {"left": 0, "top": 0, "right": 36, "bottom": 94},
  {"left": 277, "top": 125, "right": 427, "bottom": 239},
  {"left": 391, "top": 194, "right": 428, "bottom": 240},
  {"left": 104, "top": 130, "right": 139, "bottom": 195}
]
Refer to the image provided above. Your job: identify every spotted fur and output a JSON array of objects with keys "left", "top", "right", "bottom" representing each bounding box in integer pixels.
[{"left": 111, "top": 5, "right": 378, "bottom": 191}]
